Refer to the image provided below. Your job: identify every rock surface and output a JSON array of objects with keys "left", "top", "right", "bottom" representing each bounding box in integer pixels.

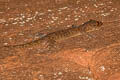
[{"left": 0, "top": 0, "right": 120, "bottom": 80}]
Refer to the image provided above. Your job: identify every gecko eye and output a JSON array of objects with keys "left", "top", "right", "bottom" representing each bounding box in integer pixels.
[
  {"left": 93, "top": 22, "right": 99, "bottom": 26},
  {"left": 93, "top": 21, "right": 103, "bottom": 26}
]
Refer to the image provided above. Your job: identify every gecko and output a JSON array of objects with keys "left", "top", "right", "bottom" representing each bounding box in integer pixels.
[{"left": 3, "top": 19, "right": 103, "bottom": 51}]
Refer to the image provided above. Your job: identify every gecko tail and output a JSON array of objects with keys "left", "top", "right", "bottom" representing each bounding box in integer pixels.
[
  {"left": 3, "top": 42, "right": 32, "bottom": 49},
  {"left": 2, "top": 39, "right": 41, "bottom": 49},
  {"left": 3, "top": 44, "right": 24, "bottom": 49}
]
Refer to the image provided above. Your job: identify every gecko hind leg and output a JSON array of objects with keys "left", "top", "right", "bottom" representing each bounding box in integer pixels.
[
  {"left": 38, "top": 39, "right": 62, "bottom": 54},
  {"left": 45, "top": 39, "right": 62, "bottom": 53},
  {"left": 35, "top": 32, "right": 47, "bottom": 39},
  {"left": 29, "top": 32, "right": 47, "bottom": 41}
]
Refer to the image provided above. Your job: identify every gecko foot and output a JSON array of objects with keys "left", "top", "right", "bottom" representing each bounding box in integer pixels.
[{"left": 37, "top": 39, "right": 62, "bottom": 54}]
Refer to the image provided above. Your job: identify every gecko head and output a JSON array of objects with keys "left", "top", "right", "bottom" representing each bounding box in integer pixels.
[{"left": 85, "top": 19, "right": 103, "bottom": 32}]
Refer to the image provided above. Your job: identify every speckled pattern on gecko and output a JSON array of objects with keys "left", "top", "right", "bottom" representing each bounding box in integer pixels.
[{"left": 3, "top": 19, "right": 103, "bottom": 53}]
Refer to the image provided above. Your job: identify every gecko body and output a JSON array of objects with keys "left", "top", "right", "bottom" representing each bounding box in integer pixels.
[{"left": 3, "top": 19, "right": 103, "bottom": 49}]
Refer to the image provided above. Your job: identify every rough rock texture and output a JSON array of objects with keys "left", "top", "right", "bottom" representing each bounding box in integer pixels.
[{"left": 0, "top": 0, "right": 120, "bottom": 80}]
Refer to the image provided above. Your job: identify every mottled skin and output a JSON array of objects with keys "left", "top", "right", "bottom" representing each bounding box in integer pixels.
[
  {"left": 3, "top": 19, "right": 103, "bottom": 50},
  {"left": 44, "top": 19, "right": 103, "bottom": 41}
]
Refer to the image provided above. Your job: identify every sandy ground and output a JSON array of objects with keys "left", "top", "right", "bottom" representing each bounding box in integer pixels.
[{"left": 0, "top": 0, "right": 120, "bottom": 80}]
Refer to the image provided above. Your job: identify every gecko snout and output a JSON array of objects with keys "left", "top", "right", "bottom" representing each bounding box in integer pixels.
[{"left": 84, "top": 19, "right": 103, "bottom": 32}]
